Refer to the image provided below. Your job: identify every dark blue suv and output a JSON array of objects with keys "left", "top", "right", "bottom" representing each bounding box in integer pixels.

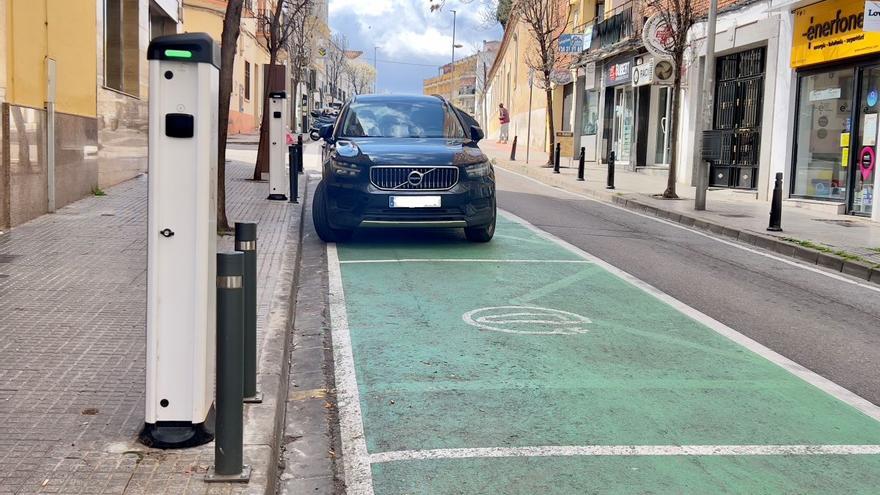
[{"left": 312, "top": 94, "right": 496, "bottom": 242}]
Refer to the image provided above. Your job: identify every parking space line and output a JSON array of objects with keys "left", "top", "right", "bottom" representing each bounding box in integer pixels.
[
  {"left": 370, "top": 444, "right": 880, "bottom": 464},
  {"left": 501, "top": 209, "right": 880, "bottom": 423},
  {"left": 339, "top": 259, "right": 593, "bottom": 264},
  {"left": 327, "top": 243, "right": 375, "bottom": 495}
]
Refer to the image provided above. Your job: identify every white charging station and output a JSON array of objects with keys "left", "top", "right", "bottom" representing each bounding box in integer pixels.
[
  {"left": 267, "top": 91, "right": 288, "bottom": 201},
  {"left": 141, "top": 33, "right": 220, "bottom": 449}
]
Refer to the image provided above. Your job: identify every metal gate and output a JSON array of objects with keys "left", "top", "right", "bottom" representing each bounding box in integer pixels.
[{"left": 710, "top": 48, "right": 765, "bottom": 189}]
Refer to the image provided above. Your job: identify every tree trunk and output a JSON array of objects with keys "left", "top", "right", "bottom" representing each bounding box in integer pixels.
[
  {"left": 253, "top": 51, "right": 277, "bottom": 180},
  {"left": 217, "top": 0, "right": 244, "bottom": 233},
  {"left": 544, "top": 83, "right": 555, "bottom": 167},
  {"left": 663, "top": 61, "right": 683, "bottom": 199}
]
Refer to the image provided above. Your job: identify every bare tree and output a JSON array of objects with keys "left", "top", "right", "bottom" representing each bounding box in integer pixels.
[
  {"left": 288, "top": 5, "right": 317, "bottom": 132},
  {"left": 217, "top": 0, "right": 245, "bottom": 233},
  {"left": 513, "top": 0, "right": 570, "bottom": 166},
  {"left": 326, "top": 33, "right": 348, "bottom": 103},
  {"left": 253, "top": 0, "right": 312, "bottom": 180},
  {"left": 644, "top": 0, "right": 700, "bottom": 199},
  {"left": 345, "top": 60, "right": 376, "bottom": 96}
]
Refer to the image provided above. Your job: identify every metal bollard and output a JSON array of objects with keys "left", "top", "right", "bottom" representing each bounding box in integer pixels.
[
  {"left": 577, "top": 147, "right": 585, "bottom": 181},
  {"left": 206, "top": 252, "right": 251, "bottom": 483},
  {"left": 510, "top": 135, "right": 517, "bottom": 161},
  {"left": 235, "top": 223, "right": 261, "bottom": 404},
  {"left": 553, "top": 142, "right": 561, "bottom": 174},
  {"left": 296, "top": 134, "right": 304, "bottom": 174},
  {"left": 767, "top": 172, "right": 783, "bottom": 232},
  {"left": 606, "top": 151, "right": 616, "bottom": 190},
  {"left": 288, "top": 145, "right": 299, "bottom": 204}
]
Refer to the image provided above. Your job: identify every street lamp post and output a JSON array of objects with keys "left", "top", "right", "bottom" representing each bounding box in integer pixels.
[
  {"left": 695, "top": 0, "right": 718, "bottom": 211},
  {"left": 450, "top": 10, "right": 457, "bottom": 103}
]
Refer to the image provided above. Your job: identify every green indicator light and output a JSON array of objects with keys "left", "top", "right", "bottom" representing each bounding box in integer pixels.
[{"left": 164, "top": 49, "right": 192, "bottom": 59}]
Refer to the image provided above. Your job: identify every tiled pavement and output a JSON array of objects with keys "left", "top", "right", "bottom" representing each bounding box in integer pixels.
[{"left": 0, "top": 160, "right": 301, "bottom": 494}]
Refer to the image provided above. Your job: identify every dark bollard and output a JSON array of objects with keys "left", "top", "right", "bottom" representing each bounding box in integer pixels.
[
  {"left": 288, "top": 145, "right": 299, "bottom": 204},
  {"left": 234, "top": 223, "right": 261, "bottom": 404},
  {"left": 606, "top": 151, "right": 616, "bottom": 190},
  {"left": 206, "top": 253, "right": 251, "bottom": 483},
  {"left": 510, "top": 136, "right": 517, "bottom": 161},
  {"left": 296, "top": 134, "right": 304, "bottom": 174},
  {"left": 577, "top": 147, "right": 585, "bottom": 181},
  {"left": 553, "top": 142, "right": 561, "bottom": 174},
  {"left": 768, "top": 172, "right": 783, "bottom": 232}
]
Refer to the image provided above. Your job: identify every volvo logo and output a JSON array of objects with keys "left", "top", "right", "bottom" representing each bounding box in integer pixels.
[{"left": 407, "top": 170, "right": 424, "bottom": 186}]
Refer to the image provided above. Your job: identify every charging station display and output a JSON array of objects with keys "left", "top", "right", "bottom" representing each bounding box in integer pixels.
[{"left": 268, "top": 91, "right": 289, "bottom": 200}]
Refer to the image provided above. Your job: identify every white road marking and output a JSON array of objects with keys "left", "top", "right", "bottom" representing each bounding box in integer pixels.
[
  {"left": 339, "top": 258, "right": 592, "bottom": 264},
  {"left": 462, "top": 306, "right": 591, "bottom": 335},
  {"left": 495, "top": 166, "right": 880, "bottom": 295},
  {"left": 501, "top": 209, "right": 880, "bottom": 423},
  {"left": 326, "top": 244, "right": 375, "bottom": 494},
  {"left": 370, "top": 444, "right": 880, "bottom": 464}
]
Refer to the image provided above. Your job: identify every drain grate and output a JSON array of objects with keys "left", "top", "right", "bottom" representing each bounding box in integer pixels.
[
  {"left": 812, "top": 219, "right": 863, "bottom": 227},
  {"left": 0, "top": 254, "right": 18, "bottom": 263},
  {"left": 718, "top": 213, "right": 752, "bottom": 218}
]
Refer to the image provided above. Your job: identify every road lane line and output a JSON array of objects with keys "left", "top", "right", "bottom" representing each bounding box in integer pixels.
[
  {"left": 501, "top": 209, "right": 880, "bottom": 423},
  {"left": 495, "top": 166, "right": 880, "bottom": 295},
  {"left": 370, "top": 445, "right": 880, "bottom": 464},
  {"left": 339, "top": 258, "right": 592, "bottom": 264},
  {"left": 327, "top": 243, "right": 375, "bottom": 495}
]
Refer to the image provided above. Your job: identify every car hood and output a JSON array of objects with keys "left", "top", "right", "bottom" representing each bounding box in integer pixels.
[{"left": 331, "top": 138, "right": 487, "bottom": 166}]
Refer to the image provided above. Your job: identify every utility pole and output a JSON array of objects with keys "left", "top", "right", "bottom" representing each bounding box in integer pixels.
[
  {"left": 450, "top": 10, "right": 457, "bottom": 103},
  {"left": 695, "top": 0, "right": 718, "bottom": 211}
]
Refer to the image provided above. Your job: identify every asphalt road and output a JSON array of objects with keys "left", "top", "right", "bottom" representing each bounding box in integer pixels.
[{"left": 495, "top": 166, "right": 880, "bottom": 407}]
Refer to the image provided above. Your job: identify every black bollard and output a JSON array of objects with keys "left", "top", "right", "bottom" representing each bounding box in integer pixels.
[
  {"left": 510, "top": 136, "right": 518, "bottom": 161},
  {"left": 577, "top": 147, "right": 585, "bottom": 181},
  {"left": 235, "top": 223, "right": 261, "bottom": 404},
  {"left": 296, "top": 134, "right": 304, "bottom": 174},
  {"left": 767, "top": 172, "right": 783, "bottom": 232},
  {"left": 288, "top": 145, "right": 299, "bottom": 204},
  {"left": 553, "top": 142, "right": 561, "bottom": 174},
  {"left": 606, "top": 151, "right": 616, "bottom": 190},
  {"left": 206, "top": 252, "right": 251, "bottom": 483}
]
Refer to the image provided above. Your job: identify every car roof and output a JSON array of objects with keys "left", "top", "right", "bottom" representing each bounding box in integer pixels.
[{"left": 350, "top": 94, "right": 445, "bottom": 105}]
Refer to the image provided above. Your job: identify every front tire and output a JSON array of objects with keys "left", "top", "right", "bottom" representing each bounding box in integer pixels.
[
  {"left": 312, "top": 180, "right": 353, "bottom": 243},
  {"left": 464, "top": 205, "right": 496, "bottom": 243}
]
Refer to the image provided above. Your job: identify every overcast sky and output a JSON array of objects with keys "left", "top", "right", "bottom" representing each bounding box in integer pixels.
[{"left": 329, "top": 0, "right": 503, "bottom": 94}]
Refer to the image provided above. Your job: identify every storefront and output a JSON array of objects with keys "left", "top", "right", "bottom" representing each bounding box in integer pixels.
[
  {"left": 790, "top": 0, "right": 880, "bottom": 220},
  {"left": 601, "top": 53, "right": 635, "bottom": 165}
]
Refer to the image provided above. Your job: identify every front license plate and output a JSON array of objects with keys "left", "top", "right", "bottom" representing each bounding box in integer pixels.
[{"left": 389, "top": 196, "right": 441, "bottom": 208}]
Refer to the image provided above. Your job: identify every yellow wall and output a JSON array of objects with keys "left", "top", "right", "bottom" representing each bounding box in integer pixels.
[{"left": 6, "top": 0, "right": 97, "bottom": 117}]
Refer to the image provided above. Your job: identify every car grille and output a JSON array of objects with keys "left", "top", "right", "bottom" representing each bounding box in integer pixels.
[{"left": 370, "top": 166, "right": 459, "bottom": 191}]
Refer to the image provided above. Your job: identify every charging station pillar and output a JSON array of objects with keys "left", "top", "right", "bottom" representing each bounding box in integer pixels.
[
  {"left": 140, "top": 33, "right": 220, "bottom": 449},
  {"left": 268, "top": 91, "right": 288, "bottom": 201}
]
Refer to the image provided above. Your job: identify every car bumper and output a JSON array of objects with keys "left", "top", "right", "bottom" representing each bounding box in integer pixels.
[{"left": 323, "top": 177, "right": 495, "bottom": 230}]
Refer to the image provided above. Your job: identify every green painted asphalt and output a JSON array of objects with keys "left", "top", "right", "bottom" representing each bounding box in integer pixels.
[{"left": 335, "top": 216, "right": 880, "bottom": 493}]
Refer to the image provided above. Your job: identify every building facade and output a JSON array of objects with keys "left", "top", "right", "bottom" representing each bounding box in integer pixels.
[
  {"left": 424, "top": 53, "right": 480, "bottom": 116},
  {"left": 0, "top": 0, "right": 180, "bottom": 230}
]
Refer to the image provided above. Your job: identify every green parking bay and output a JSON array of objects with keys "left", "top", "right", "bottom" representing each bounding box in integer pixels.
[{"left": 332, "top": 214, "right": 880, "bottom": 494}]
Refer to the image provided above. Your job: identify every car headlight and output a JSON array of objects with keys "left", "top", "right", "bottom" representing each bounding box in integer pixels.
[
  {"left": 465, "top": 162, "right": 492, "bottom": 177},
  {"left": 331, "top": 160, "right": 360, "bottom": 177}
]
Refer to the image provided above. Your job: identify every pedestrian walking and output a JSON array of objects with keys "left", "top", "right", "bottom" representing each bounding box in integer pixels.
[{"left": 498, "top": 103, "right": 510, "bottom": 144}]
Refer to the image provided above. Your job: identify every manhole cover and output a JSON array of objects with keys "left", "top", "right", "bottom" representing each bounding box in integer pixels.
[{"left": 812, "top": 219, "right": 863, "bottom": 227}]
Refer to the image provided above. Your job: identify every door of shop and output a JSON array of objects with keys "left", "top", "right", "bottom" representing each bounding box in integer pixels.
[
  {"left": 849, "top": 65, "right": 879, "bottom": 217},
  {"left": 710, "top": 48, "right": 765, "bottom": 189}
]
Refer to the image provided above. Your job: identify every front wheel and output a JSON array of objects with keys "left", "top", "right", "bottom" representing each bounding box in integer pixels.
[
  {"left": 312, "top": 180, "right": 353, "bottom": 243},
  {"left": 464, "top": 207, "right": 496, "bottom": 243}
]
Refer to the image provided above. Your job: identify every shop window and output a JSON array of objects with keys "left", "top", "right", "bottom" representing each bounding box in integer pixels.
[
  {"left": 581, "top": 90, "right": 598, "bottom": 136},
  {"left": 792, "top": 69, "right": 854, "bottom": 200},
  {"left": 105, "top": 0, "right": 140, "bottom": 96},
  {"left": 561, "top": 83, "right": 574, "bottom": 132}
]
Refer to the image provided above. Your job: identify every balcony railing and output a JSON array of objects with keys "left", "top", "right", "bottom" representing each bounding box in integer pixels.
[{"left": 581, "top": 0, "right": 642, "bottom": 53}]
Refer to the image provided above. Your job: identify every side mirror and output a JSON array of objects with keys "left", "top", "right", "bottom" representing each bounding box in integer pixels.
[
  {"left": 309, "top": 130, "right": 321, "bottom": 141},
  {"left": 319, "top": 124, "right": 334, "bottom": 142},
  {"left": 470, "top": 125, "right": 484, "bottom": 143}
]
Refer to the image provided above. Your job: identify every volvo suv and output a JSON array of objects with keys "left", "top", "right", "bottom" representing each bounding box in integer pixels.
[{"left": 312, "top": 94, "right": 496, "bottom": 242}]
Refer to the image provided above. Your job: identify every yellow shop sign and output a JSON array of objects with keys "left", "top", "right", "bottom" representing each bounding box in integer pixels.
[{"left": 791, "top": 0, "right": 880, "bottom": 68}]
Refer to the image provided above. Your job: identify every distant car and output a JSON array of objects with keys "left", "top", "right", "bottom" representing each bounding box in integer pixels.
[{"left": 312, "top": 94, "right": 495, "bottom": 242}]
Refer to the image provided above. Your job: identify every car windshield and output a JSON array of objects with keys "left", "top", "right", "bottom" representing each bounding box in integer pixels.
[{"left": 338, "top": 100, "right": 466, "bottom": 138}]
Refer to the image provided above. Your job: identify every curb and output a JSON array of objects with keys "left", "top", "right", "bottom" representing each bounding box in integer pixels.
[{"left": 492, "top": 159, "right": 880, "bottom": 287}]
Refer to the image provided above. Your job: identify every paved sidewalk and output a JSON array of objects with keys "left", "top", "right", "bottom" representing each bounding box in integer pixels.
[
  {"left": 0, "top": 160, "right": 302, "bottom": 494},
  {"left": 482, "top": 141, "right": 880, "bottom": 283}
]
